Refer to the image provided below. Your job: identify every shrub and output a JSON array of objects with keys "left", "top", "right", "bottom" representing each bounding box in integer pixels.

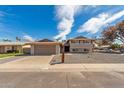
[{"left": 110, "top": 43, "right": 121, "bottom": 50}]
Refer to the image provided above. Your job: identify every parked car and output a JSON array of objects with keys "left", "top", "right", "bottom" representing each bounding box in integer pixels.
[
  {"left": 104, "top": 48, "right": 113, "bottom": 53},
  {"left": 120, "top": 48, "right": 124, "bottom": 53}
]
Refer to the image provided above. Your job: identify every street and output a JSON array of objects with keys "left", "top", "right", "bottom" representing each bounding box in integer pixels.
[{"left": 0, "top": 71, "right": 124, "bottom": 88}]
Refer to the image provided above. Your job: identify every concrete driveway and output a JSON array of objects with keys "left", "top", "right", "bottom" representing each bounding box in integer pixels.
[
  {"left": 52, "top": 53, "right": 124, "bottom": 64},
  {"left": 49, "top": 53, "right": 124, "bottom": 72},
  {"left": 0, "top": 56, "right": 53, "bottom": 71}
]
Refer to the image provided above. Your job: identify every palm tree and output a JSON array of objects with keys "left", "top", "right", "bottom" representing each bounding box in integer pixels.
[{"left": 16, "top": 37, "right": 21, "bottom": 42}]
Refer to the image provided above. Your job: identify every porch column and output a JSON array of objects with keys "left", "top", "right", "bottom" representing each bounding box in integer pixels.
[
  {"left": 31, "top": 45, "right": 34, "bottom": 55},
  {"left": 61, "top": 45, "right": 65, "bottom": 63},
  {"left": 56, "top": 45, "right": 60, "bottom": 55}
]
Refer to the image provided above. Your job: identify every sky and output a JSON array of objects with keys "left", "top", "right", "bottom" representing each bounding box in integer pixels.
[{"left": 0, "top": 5, "right": 124, "bottom": 42}]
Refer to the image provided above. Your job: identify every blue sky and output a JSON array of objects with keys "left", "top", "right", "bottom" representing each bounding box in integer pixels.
[{"left": 0, "top": 5, "right": 124, "bottom": 41}]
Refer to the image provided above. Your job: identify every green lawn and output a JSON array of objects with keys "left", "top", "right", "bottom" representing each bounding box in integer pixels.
[{"left": 0, "top": 53, "right": 23, "bottom": 58}]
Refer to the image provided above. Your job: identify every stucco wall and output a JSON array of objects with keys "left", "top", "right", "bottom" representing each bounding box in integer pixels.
[
  {"left": 0, "top": 45, "right": 22, "bottom": 53},
  {"left": 70, "top": 44, "right": 93, "bottom": 53},
  {"left": 0, "top": 46, "right": 5, "bottom": 53}
]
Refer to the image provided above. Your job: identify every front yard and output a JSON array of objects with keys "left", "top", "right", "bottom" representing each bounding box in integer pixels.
[{"left": 0, "top": 53, "right": 23, "bottom": 59}]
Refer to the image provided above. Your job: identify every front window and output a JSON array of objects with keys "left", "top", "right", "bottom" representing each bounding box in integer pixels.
[{"left": 84, "top": 49, "right": 89, "bottom": 52}]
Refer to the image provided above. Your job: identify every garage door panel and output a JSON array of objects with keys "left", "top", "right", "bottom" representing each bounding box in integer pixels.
[{"left": 34, "top": 45, "right": 56, "bottom": 55}]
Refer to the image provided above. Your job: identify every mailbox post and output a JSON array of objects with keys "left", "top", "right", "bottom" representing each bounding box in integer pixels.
[{"left": 61, "top": 44, "right": 65, "bottom": 63}]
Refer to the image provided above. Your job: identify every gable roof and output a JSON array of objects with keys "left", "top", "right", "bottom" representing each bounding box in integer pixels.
[
  {"left": 74, "top": 36, "right": 87, "bottom": 39},
  {"left": 37, "top": 39, "right": 53, "bottom": 42},
  {"left": 26, "top": 42, "right": 62, "bottom": 46},
  {"left": 68, "top": 36, "right": 94, "bottom": 41}
]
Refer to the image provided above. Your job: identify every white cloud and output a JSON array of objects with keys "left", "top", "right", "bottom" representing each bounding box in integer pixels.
[
  {"left": 0, "top": 11, "right": 6, "bottom": 29},
  {"left": 0, "top": 11, "right": 13, "bottom": 32},
  {"left": 77, "top": 10, "right": 124, "bottom": 34},
  {"left": 53, "top": 5, "right": 83, "bottom": 41},
  {"left": 0, "top": 11, "right": 10, "bottom": 18},
  {"left": 23, "top": 35, "right": 34, "bottom": 42},
  {"left": 105, "top": 10, "right": 124, "bottom": 23}
]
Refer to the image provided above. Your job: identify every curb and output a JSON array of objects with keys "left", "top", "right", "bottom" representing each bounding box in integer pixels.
[{"left": 49, "top": 55, "right": 55, "bottom": 65}]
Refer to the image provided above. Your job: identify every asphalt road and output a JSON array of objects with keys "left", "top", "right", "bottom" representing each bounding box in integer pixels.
[{"left": 0, "top": 71, "right": 124, "bottom": 88}]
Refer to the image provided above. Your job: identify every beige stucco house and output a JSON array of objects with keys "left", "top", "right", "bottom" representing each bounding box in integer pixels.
[
  {"left": 64, "top": 36, "right": 94, "bottom": 53},
  {"left": 0, "top": 42, "right": 23, "bottom": 53},
  {"left": 22, "top": 45, "right": 31, "bottom": 54}
]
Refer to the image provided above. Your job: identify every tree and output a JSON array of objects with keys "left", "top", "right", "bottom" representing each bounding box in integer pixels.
[
  {"left": 116, "top": 20, "right": 124, "bottom": 43},
  {"left": 102, "top": 20, "right": 124, "bottom": 44},
  {"left": 16, "top": 37, "right": 21, "bottom": 42},
  {"left": 2, "top": 39, "right": 11, "bottom": 42}
]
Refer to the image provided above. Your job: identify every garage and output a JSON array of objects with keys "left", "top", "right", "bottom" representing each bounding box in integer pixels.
[
  {"left": 34, "top": 45, "right": 56, "bottom": 55},
  {"left": 28, "top": 42, "right": 61, "bottom": 55}
]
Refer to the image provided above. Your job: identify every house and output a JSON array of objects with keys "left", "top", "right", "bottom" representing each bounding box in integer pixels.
[
  {"left": 26, "top": 39, "right": 62, "bottom": 55},
  {"left": 120, "top": 44, "right": 124, "bottom": 53},
  {"left": 93, "top": 39, "right": 105, "bottom": 49},
  {"left": 93, "top": 39, "right": 103, "bottom": 47},
  {"left": 64, "top": 36, "right": 94, "bottom": 53},
  {"left": 0, "top": 42, "right": 23, "bottom": 53},
  {"left": 22, "top": 45, "right": 31, "bottom": 54}
]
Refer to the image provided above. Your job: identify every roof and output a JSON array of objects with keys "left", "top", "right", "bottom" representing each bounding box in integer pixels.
[
  {"left": 74, "top": 36, "right": 87, "bottom": 39},
  {"left": 37, "top": 39, "right": 53, "bottom": 42},
  {"left": 22, "top": 45, "right": 31, "bottom": 48},
  {"left": 26, "top": 42, "right": 62, "bottom": 45},
  {"left": 0, "top": 42, "right": 24, "bottom": 46},
  {"left": 69, "top": 36, "right": 94, "bottom": 41},
  {"left": 121, "top": 44, "right": 124, "bottom": 48}
]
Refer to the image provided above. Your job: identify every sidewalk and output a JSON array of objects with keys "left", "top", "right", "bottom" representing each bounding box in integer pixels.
[
  {"left": 1, "top": 63, "right": 124, "bottom": 72},
  {"left": 48, "top": 63, "right": 124, "bottom": 72}
]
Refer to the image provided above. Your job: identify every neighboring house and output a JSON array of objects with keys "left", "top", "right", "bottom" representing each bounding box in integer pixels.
[
  {"left": 93, "top": 39, "right": 105, "bottom": 49},
  {"left": 120, "top": 44, "right": 124, "bottom": 53},
  {"left": 26, "top": 39, "right": 62, "bottom": 55},
  {"left": 64, "top": 36, "right": 94, "bottom": 53},
  {"left": 93, "top": 38, "right": 112, "bottom": 50},
  {"left": 0, "top": 42, "right": 23, "bottom": 53},
  {"left": 22, "top": 45, "right": 31, "bottom": 54},
  {"left": 93, "top": 39, "right": 103, "bottom": 48}
]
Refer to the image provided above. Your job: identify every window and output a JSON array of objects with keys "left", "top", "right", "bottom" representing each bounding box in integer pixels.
[
  {"left": 84, "top": 49, "right": 89, "bottom": 52},
  {"left": 72, "top": 49, "right": 76, "bottom": 51},
  {"left": 72, "top": 48, "right": 79, "bottom": 52},
  {"left": 71, "top": 41, "right": 76, "bottom": 43},
  {"left": 71, "top": 40, "right": 79, "bottom": 43}
]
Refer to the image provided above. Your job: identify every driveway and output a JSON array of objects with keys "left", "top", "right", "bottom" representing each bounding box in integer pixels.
[
  {"left": 0, "top": 56, "right": 53, "bottom": 71},
  {"left": 0, "top": 71, "right": 124, "bottom": 88},
  {"left": 49, "top": 53, "right": 124, "bottom": 72},
  {"left": 52, "top": 53, "right": 124, "bottom": 64}
]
